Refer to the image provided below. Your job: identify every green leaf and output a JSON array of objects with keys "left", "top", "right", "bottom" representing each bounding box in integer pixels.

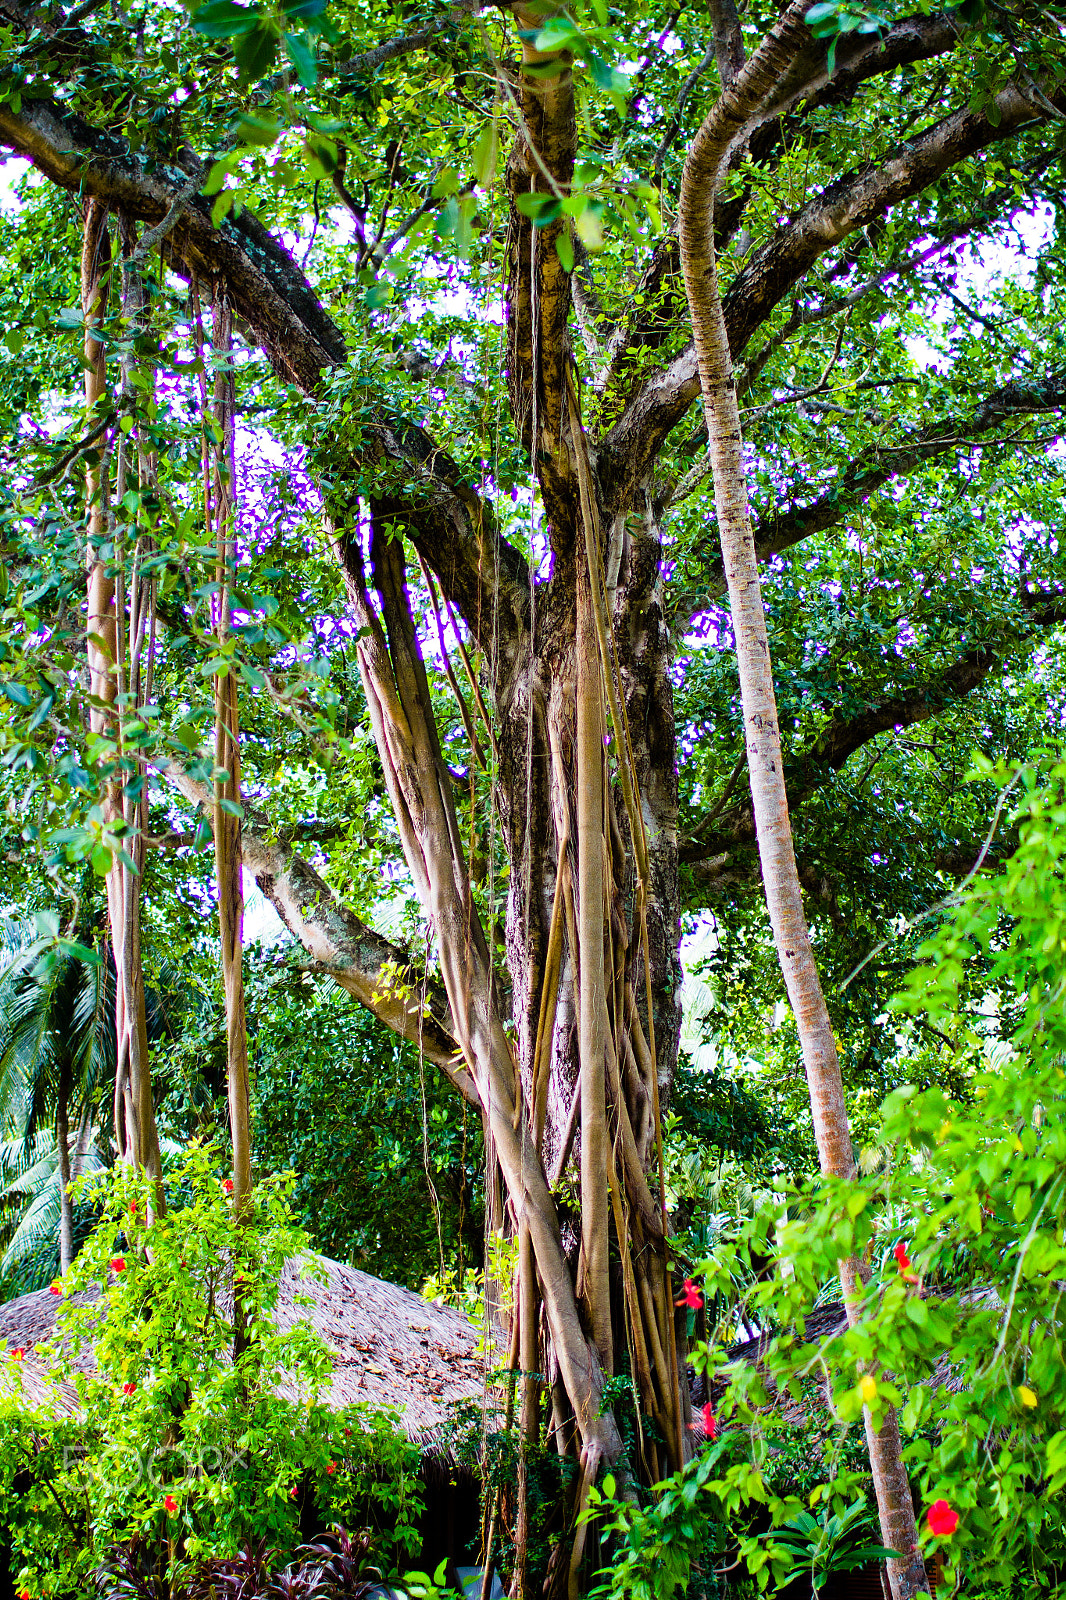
[
  {"left": 555, "top": 229, "right": 574, "bottom": 272},
  {"left": 233, "top": 17, "right": 280, "bottom": 83},
  {"left": 533, "top": 17, "right": 583, "bottom": 50},
  {"left": 2, "top": 681, "right": 32, "bottom": 707},
  {"left": 91, "top": 844, "right": 112, "bottom": 876},
  {"left": 586, "top": 50, "right": 628, "bottom": 97},
  {"left": 236, "top": 112, "right": 281, "bottom": 146},
  {"left": 515, "top": 191, "right": 561, "bottom": 225},
  {"left": 203, "top": 157, "right": 235, "bottom": 196},
  {"left": 472, "top": 119, "right": 498, "bottom": 187},
  {"left": 27, "top": 694, "right": 55, "bottom": 733},
  {"left": 219, "top": 797, "right": 245, "bottom": 818},
  {"left": 57, "top": 939, "right": 103, "bottom": 966},
  {"left": 191, "top": 0, "right": 257, "bottom": 38},
  {"left": 284, "top": 30, "right": 317, "bottom": 87},
  {"left": 575, "top": 202, "right": 604, "bottom": 250},
  {"left": 305, "top": 132, "right": 339, "bottom": 175},
  {"left": 212, "top": 190, "right": 236, "bottom": 227}
]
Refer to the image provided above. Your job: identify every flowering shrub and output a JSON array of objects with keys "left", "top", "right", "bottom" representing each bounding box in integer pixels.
[
  {"left": 0, "top": 1144, "right": 423, "bottom": 1597},
  {"left": 589, "top": 758, "right": 1066, "bottom": 1598}
]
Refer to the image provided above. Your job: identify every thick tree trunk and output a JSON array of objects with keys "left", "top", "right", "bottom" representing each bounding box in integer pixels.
[
  {"left": 678, "top": 8, "right": 928, "bottom": 1597},
  {"left": 323, "top": 490, "right": 696, "bottom": 1592}
]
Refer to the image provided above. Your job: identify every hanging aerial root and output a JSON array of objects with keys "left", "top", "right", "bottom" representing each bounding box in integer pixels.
[
  {"left": 419, "top": 553, "right": 487, "bottom": 771},
  {"left": 531, "top": 842, "right": 569, "bottom": 1152}
]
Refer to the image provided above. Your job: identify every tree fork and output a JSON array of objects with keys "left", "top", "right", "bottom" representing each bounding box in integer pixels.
[{"left": 678, "top": 4, "right": 929, "bottom": 1595}]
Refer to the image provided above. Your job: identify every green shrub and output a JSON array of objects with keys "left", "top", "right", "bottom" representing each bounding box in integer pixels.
[
  {"left": 0, "top": 1144, "right": 424, "bottom": 1597},
  {"left": 589, "top": 756, "right": 1066, "bottom": 1598}
]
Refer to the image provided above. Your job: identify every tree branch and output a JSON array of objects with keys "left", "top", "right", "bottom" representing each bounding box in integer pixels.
[
  {"left": 601, "top": 77, "right": 1060, "bottom": 511},
  {"left": 160, "top": 763, "right": 477, "bottom": 1102},
  {"left": 681, "top": 589, "right": 1066, "bottom": 872},
  {"left": 0, "top": 96, "right": 345, "bottom": 393},
  {"left": 755, "top": 374, "right": 1066, "bottom": 548},
  {"left": 597, "top": 9, "right": 969, "bottom": 410},
  {"left": 671, "top": 375, "right": 1066, "bottom": 614},
  {"left": 323, "top": 417, "right": 530, "bottom": 658},
  {"left": 502, "top": 7, "right": 578, "bottom": 541}
]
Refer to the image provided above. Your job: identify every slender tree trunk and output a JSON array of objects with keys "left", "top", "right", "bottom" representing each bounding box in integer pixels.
[
  {"left": 575, "top": 556, "right": 612, "bottom": 1373},
  {"left": 209, "top": 288, "right": 252, "bottom": 1213},
  {"left": 678, "top": 9, "right": 929, "bottom": 1598},
  {"left": 55, "top": 1076, "right": 73, "bottom": 1276},
  {"left": 82, "top": 202, "right": 164, "bottom": 1204}
]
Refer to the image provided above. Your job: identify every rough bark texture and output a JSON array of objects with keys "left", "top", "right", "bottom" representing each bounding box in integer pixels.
[
  {"left": 209, "top": 292, "right": 253, "bottom": 1215},
  {"left": 678, "top": 7, "right": 929, "bottom": 1594},
  {"left": 81, "top": 202, "right": 164, "bottom": 1197}
]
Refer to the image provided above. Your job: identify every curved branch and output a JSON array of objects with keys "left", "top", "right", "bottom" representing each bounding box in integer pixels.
[
  {"left": 0, "top": 96, "right": 345, "bottom": 392},
  {"left": 754, "top": 376, "right": 1066, "bottom": 559},
  {"left": 674, "top": 375, "right": 1066, "bottom": 618},
  {"left": 597, "top": 10, "right": 968, "bottom": 410},
  {"left": 160, "top": 763, "right": 477, "bottom": 1102},
  {"left": 680, "top": 589, "right": 1066, "bottom": 867},
  {"left": 602, "top": 77, "right": 1063, "bottom": 511}
]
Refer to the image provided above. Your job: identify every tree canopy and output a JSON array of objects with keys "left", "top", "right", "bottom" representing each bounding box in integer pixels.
[{"left": 0, "top": 0, "right": 1065, "bottom": 1594}]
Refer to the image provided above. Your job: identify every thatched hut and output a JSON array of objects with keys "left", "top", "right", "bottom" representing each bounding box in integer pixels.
[
  {"left": 1, "top": 1256, "right": 492, "bottom": 1438},
  {"left": 0, "top": 1258, "right": 494, "bottom": 1581}
]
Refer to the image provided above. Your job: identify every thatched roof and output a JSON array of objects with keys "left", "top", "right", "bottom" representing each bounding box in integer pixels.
[
  {"left": 0, "top": 1256, "right": 493, "bottom": 1457},
  {"left": 712, "top": 1295, "right": 985, "bottom": 1428}
]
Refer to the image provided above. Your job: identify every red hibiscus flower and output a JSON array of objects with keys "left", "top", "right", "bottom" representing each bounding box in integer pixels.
[
  {"left": 164, "top": 1495, "right": 178, "bottom": 1515},
  {"left": 326, "top": 1461, "right": 336, "bottom": 1475},
  {"left": 110, "top": 1257, "right": 126, "bottom": 1273},
  {"left": 48, "top": 1283, "right": 61, "bottom": 1296},
  {"left": 122, "top": 1382, "right": 136, "bottom": 1396},
  {"left": 10, "top": 1347, "right": 25, "bottom": 1362},
  {"left": 927, "top": 1500, "right": 958, "bottom": 1538},
  {"left": 129, "top": 1202, "right": 137, "bottom": 1216},
  {"left": 19, "top": 1590, "right": 29, "bottom": 1600},
  {"left": 701, "top": 1402, "right": 717, "bottom": 1440},
  {"left": 223, "top": 1179, "right": 234, "bottom": 1193},
  {"left": 675, "top": 1278, "right": 703, "bottom": 1310},
  {"left": 893, "top": 1241, "right": 911, "bottom": 1272}
]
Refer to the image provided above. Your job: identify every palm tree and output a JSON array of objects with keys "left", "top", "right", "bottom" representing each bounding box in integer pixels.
[{"left": 0, "top": 913, "right": 114, "bottom": 1281}]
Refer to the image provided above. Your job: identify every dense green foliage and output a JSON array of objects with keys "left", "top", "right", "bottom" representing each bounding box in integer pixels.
[
  {"left": 249, "top": 964, "right": 483, "bottom": 1287},
  {"left": 0, "top": 0, "right": 1065, "bottom": 1591},
  {"left": 590, "top": 757, "right": 1066, "bottom": 1597},
  {"left": 0, "top": 1147, "right": 425, "bottom": 1597}
]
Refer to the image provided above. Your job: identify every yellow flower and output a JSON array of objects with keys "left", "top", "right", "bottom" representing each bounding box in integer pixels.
[
  {"left": 859, "top": 1374, "right": 878, "bottom": 1404},
  {"left": 1018, "top": 1385, "right": 1038, "bottom": 1409}
]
